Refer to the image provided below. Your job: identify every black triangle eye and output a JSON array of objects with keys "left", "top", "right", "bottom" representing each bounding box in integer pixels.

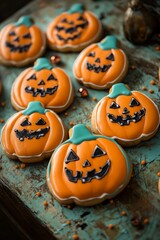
[
  {"left": 47, "top": 74, "right": 57, "bottom": 81},
  {"left": 36, "top": 118, "right": 46, "bottom": 125},
  {"left": 21, "top": 118, "right": 31, "bottom": 126},
  {"left": 110, "top": 101, "right": 120, "bottom": 109},
  {"left": 129, "top": 98, "right": 140, "bottom": 107},
  {"left": 87, "top": 52, "right": 95, "bottom": 57},
  {"left": 9, "top": 31, "right": 16, "bottom": 36},
  {"left": 27, "top": 74, "right": 37, "bottom": 81},
  {"left": 92, "top": 145, "right": 106, "bottom": 158},
  {"left": 106, "top": 53, "right": 115, "bottom": 61},
  {"left": 65, "top": 149, "right": 79, "bottom": 164},
  {"left": 77, "top": 15, "right": 84, "bottom": 21}
]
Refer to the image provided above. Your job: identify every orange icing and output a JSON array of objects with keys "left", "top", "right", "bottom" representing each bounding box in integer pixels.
[
  {"left": 11, "top": 67, "right": 73, "bottom": 112},
  {"left": 73, "top": 43, "right": 127, "bottom": 89},
  {"left": 1, "top": 106, "right": 66, "bottom": 161},
  {"left": 92, "top": 91, "right": 160, "bottom": 142},
  {"left": 47, "top": 124, "right": 132, "bottom": 205},
  {"left": 0, "top": 24, "right": 45, "bottom": 63},
  {"left": 46, "top": 11, "right": 101, "bottom": 48}
]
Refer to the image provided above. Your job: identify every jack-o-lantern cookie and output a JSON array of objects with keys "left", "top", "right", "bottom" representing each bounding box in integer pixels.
[
  {"left": 47, "top": 124, "right": 132, "bottom": 206},
  {"left": 0, "top": 16, "right": 46, "bottom": 67},
  {"left": 46, "top": 3, "right": 102, "bottom": 52},
  {"left": 91, "top": 83, "right": 160, "bottom": 146},
  {"left": 1, "top": 101, "right": 67, "bottom": 163},
  {"left": 11, "top": 57, "right": 74, "bottom": 112},
  {"left": 73, "top": 36, "right": 128, "bottom": 89}
]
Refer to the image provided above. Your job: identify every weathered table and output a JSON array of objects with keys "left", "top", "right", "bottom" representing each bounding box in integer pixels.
[{"left": 0, "top": 0, "right": 160, "bottom": 239}]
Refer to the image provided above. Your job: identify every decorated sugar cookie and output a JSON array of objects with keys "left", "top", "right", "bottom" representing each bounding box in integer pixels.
[
  {"left": 1, "top": 101, "right": 67, "bottom": 163},
  {"left": 11, "top": 58, "right": 74, "bottom": 112},
  {"left": 91, "top": 83, "right": 160, "bottom": 146},
  {"left": 0, "top": 16, "right": 46, "bottom": 66},
  {"left": 73, "top": 36, "right": 128, "bottom": 89},
  {"left": 46, "top": 3, "right": 102, "bottom": 52},
  {"left": 47, "top": 124, "right": 132, "bottom": 206}
]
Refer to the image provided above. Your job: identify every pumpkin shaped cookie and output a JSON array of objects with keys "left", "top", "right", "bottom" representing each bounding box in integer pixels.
[
  {"left": 73, "top": 36, "right": 128, "bottom": 89},
  {"left": 46, "top": 3, "right": 102, "bottom": 52},
  {"left": 0, "top": 16, "right": 46, "bottom": 66},
  {"left": 11, "top": 58, "right": 74, "bottom": 112},
  {"left": 91, "top": 83, "right": 160, "bottom": 146},
  {"left": 47, "top": 124, "right": 132, "bottom": 206},
  {"left": 1, "top": 101, "right": 67, "bottom": 163}
]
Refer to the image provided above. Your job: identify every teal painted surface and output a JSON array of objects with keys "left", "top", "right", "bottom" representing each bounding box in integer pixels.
[{"left": 0, "top": 0, "right": 160, "bottom": 240}]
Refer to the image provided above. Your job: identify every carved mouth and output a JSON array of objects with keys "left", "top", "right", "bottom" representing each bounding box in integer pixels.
[
  {"left": 65, "top": 159, "right": 111, "bottom": 183},
  {"left": 107, "top": 108, "right": 146, "bottom": 126},
  {"left": 14, "top": 127, "right": 50, "bottom": 141},
  {"left": 56, "top": 32, "right": 81, "bottom": 43},
  {"left": 55, "top": 21, "right": 88, "bottom": 34},
  {"left": 6, "top": 41, "right": 32, "bottom": 53},
  {"left": 86, "top": 62, "right": 112, "bottom": 73},
  {"left": 25, "top": 85, "right": 58, "bottom": 97}
]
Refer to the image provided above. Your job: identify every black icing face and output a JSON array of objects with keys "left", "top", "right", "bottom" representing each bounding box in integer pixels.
[
  {"left": 24, "top": 72, "right": 58, "bottom": 97},
  {"left": 55, "top": 14, "right": 88, "bottom": 43},
  {"left": 86, "top": 51, "right": 115, "bottom": 73},
  {"left": 6, "top": 29, "right": 32, "bottom": 53},
  {"left": 14, "top": 117, "right": 50, "bottom": 141},
  {"left": 107, "top": 97, "right": 146, "bottom": 126},
  {"left": 64, "top": 145, "right": 111, "bottom": 183}
]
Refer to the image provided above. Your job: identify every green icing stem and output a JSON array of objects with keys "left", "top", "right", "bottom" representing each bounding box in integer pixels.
[
  {"left": 98, "top": 36, "right": 117, "bottom": 50},
  {"left": 67, "top": 3, "right": 84, "bottom": 14},
  {"left": 33, "top": 58, "right": 53, "bottom": 71},
  {"left": 14, "top": 16, "right": 33, "bottom": 27},
  {"left": 108, "top": 83, "right": 132, "bottom": 98},
  {"left": 23, "top": 101, "right": 48, "bottom": 115}
]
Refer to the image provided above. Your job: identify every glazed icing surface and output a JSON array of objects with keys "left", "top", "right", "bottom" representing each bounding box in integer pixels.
[
  {"left": 73, "top": 36, "right": 128, "bottom": 88},
  {"left": 47, "top": 124, "right": 132, "bottom": 204},
  {"left": 92, "top": 83, "right": 160, "bottom": 141}
]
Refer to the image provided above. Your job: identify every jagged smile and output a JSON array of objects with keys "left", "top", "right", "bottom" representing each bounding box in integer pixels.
[
  {"left": 14, "top": 127, "right": 50, "bottom": 141},
  {"left": 107, "top": 108, "right": 146, "bottom": 126},
  {"left": 86, "top": 62, "right": 112, "bottom": 73},
  {"left": 6, "top": 41, "right": 32, "bottom": 53},
  {"left": 65, "top": 159, "right": 111, "bottom": 183},
  {"left": 25, "top": 85, "right": 58, "bottom": 97}
]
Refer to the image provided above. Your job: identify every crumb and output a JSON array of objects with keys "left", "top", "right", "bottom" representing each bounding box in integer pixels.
[
  {"left": 14, "top": 165, "right": 19, "bottom": 170},
  {"left": 89, "top": 114, "right": 92, "bottom": 118},
  {"left": 92, "top": 97, "right": 97, "bottom": 101},
  {"left": 20, "top": 163, "right": 26, "bottom": 169},
  {"left": 1, "top": 102, "right": 5, "bottom": 107},
  {"left": 142, "top": 86, "right": 147, "bottom": 91},
  {"left": 72, "top": 234, "right": 79, "bottom": 240},
  {"left": 150, "top": 79, "right": 156, "bottom": 85},
  {"left": 55, "top": 3, "right": 62, "bottom": 8},
  {"left": 69, "top": 122, "right": 74, "bottom": 127},
  {"left": 143, "top": 218, "right": 149, "bottom": 224},
  {"left": 64, "top": 112, "right": 69, "bottom": 117},
  {"left": 149, "top": 89, "right": 154, "bottom": 93},
  {"left": 108, "top": 224, "right": 114, "bottom": 229},
  {"left": 157, "top": 172, "right": 160, "bottom": 177},
  {"left": 141, "top": 160, "right": 146, "bottom": 166},
  {"left": 72, "top": 106, "right": 76, "bottom": 110},
  {"left": 155, "top": 46, "right": 160, "bottom": 51},
  {"left": 121, "top": 211, "right": 127, "bottom": 216},
  {"left": 131, "top": 215, "right": 143, "bottom": 228},
  {"left": 130, "top": 65, "right": 136, "bottom": 70},
  {"left": 43, "top": 201, "right": 48, "bottom": 207},
  {"left": 0, "top": 119, "right": 5, "bottom": 123},
  {"left": 0, "top": 164, "right": 2, "bottom": 170},
  {"left": 110, "top": 199, "right": 114, "bottom": 204},
  {"left": 66, "top": 220, "right": 71, "bottom": 225},
  {"left": 36, "top": 191, "right": 41, "bottom": 197}
]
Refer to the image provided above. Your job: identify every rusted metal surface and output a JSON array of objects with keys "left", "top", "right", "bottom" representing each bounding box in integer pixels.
[{"left": 0, "top": 0, "right": 160, "bottom": 239}]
